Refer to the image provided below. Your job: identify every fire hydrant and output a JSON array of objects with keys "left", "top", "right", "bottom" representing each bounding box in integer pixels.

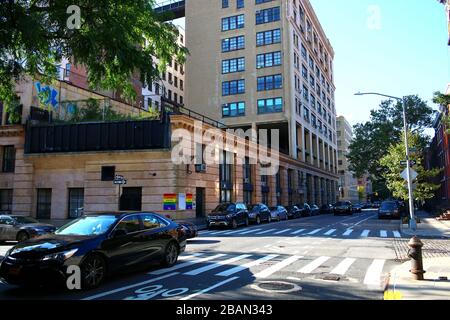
[{"left": 407, "top": 236, "right": 425, "bottom": 280}]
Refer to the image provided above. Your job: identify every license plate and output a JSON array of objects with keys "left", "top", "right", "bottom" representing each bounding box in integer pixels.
[{"left": 8, "top": 266, "right": 21, "bottom": 276}]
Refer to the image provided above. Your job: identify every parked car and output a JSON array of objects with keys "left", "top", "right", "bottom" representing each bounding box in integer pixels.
[
  {"left": 310, "top": 205, "right": 320, "bottom": 216},
  {"left": 0, "top": 212, "right": 187, "bottom": 289},
  {"left": 378, "top": 201, "right": 402, "bottom": 219},
  {"left": 269, "top": 206, "right": 288, "bottom": 222},
  {"left": 247, "top": 204, "right": 272, "bottom": 224},
  {"left": 285, "top": 205, "right": 301, "bottom": 219},
  {"left": 372, "top": 201, "right": 381, "bottom": 209},
  {"left": 352, "top": 203, "right": 363, "bottom": 213},
  {"left": 0, "top": 215, "right": 56, "bottom": 243},
  {"left": 334, "top": 201, "right": 353, "bottom": 215},
  {"left": 207, "top": 203, "right": 249, "bottom": 229},
  {"left": 319, "top": 204, "right": 334, "bottom": 215},
  {"left": 177, "top": 221, "right": 198, "bottom": 239},
  {"left": 362, "top": 202, "right": 372, "bottom": 209},
  {"left": 297, "top": 203, "right": 312, "bottom": 217}
]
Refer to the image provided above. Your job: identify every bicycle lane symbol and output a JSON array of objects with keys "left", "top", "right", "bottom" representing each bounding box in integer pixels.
[{"left": 124, "top": 284, "right": 190, "bottom": 300}]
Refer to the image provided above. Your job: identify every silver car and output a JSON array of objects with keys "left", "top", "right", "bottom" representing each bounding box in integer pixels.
[{"left": 0, "top": 215, "right": 56, "bottom": 242}]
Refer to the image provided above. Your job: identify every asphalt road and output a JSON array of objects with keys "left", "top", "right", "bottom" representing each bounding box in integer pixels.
[{"left": 0, "top": 209, "right": 404, "bottom": 300}]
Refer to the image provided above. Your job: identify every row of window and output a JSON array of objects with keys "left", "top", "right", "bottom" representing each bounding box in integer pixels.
[
  {"left": 222, "top": 97, "right": 283, "bottom": 118},
  {"left": 222, "top": 28, "right": 281, "bottom": 53},
  {"left": 222, "top": 74, "right": 282, "bottom": 96},
  {"left": 221, "top": 6, "right": 281, "bottom": 31}
]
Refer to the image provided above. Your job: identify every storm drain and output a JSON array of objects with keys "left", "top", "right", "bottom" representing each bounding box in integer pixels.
[{"left": 251, "top": 281, "right": 302, "bottom": 294}]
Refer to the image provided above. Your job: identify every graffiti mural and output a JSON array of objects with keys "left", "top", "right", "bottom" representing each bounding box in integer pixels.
[{"left": 35, "top": 82, "right": 59, "bottom": 109}]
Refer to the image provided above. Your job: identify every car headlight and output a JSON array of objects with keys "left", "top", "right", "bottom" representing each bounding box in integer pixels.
[
  {"left": 226, "top": 214, "right": 233, "bottom": 219},
  {"left": 248, "top": 213, "right": 256, "bottom": 217},
  {"left": 42, "top": 249, "right": 78, "bottom": 262},
  {"left": 4, "top": 248, "right": 13, "bottom": 258}
]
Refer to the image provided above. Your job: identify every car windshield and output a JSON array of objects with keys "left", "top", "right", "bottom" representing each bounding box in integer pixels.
[
  {"left": 13, "top": 216, "right": 39, "bottom": 224},
  {"left": 55, "top": 215, "right": 117, "bottom": 236},
  {"left": 269, "top": 207, "right": 277, "bottom": 211},
  {"left": 380, "top": 202, "right": 397, "bottom": 210},
  {"left": 335, "top": 202, "right": 347, "bottom": 206},
  {"left": 212, "top": 204, "right": 235, "bottom": 213},
  {"left": 248, "top": 205, "right": 260, "bottom": 212}
]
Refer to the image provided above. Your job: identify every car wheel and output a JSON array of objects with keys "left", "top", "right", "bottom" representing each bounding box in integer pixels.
[
  {"left": 81, "top": 254, "right": 106, "bottom": 290},
  {"left": 162, "top": 241, "right": 179, "bottom": 268},
  {"left": 268, "top": 215, "right": 272, "bottom": 223},
  {"left": 231, "top": 219, "right": 238, "bottom": 229},
  {"left": 16, "top": 231, "right": 29, "bottom": 242},
  {"left": 256, "top": 216, "right": 261, "bottom": 225}
]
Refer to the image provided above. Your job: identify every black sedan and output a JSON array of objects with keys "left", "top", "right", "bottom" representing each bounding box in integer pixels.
[
  {"left": 177, "top": 221, "right": 198, "bottom": 239},
  {"left": 310, "top": 205, "right": 320, "bottom": 216},
  {"left": 0, "top": 212, "right": 186, "bottom": 290},
  {"left": 334, "top": 201, "right": 353, "bottom": 216},
  {"left": 0, "top": 215, "right": 56, "bottom": 242},
  {"left": 319, "top": 204, "right": 334, "bottom": 214},
  {"left": 247, "top": 204, "right": 272, "bottom": 224},
  {"left": 297, "top": 203, "right": 312, "bottom": 217},
  {"left": 378, "top": 201, "right": 402, "bottom": 219},
  {"left": 285, "top": 206, "right": 301, "bottom": 219}
]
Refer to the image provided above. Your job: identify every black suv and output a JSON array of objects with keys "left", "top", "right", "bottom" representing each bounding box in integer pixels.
[
  {"left": 247, "top": 204, "right": 272, "bottom": 224},
  {"left": 334, "top": 201, "right": 353, "bottom": 215},
  {"left": 285, "top": 205, "right": 301, "bottom": 219},
  {"left": 297, "top": 203, "right": 312, "bottom": 217},
  {"left": 207, "top": 203, "right": 249, "bottom": 229}
]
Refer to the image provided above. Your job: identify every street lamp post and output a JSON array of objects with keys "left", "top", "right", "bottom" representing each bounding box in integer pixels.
[{"left": 354, "top": 92, "right": 417, "bottom": 232}]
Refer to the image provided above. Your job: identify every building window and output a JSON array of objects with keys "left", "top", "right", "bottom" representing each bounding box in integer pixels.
[
  {"left": 222, "top": 102, "right": 245, "bottom": 118},
  {"left": 1, "top": 146, "right": 15, "bottom": 173},
  {"left": 222, "top": 35, "right": 245, "bottom": 52},
  {"left": 0, "top": 189, "right": 13, "bottom": 214},
  {"left": 101, "top": 166, "right": 115, "bottom": 181},
  {"left": 37, "top": 189, "right": 52, "bottom": 219},
  {"left": 301, "top": 44, "right": 307, "bottom": 59},
  {"left": 256, "top": 51, "right": 281, "bottom": 69},
  {"left": 222, "top": 0, "right": 229, "bottom": 8},
  {"left": 68, "top": 188, "right": 84, "bottom": 219},
  {"left": 222, "top": 14, "right": 245, "bottom": 31},
  {"left": 174, "top": 93, "right": 178, "bottom": 104},
  {"left": 180, "top": 80, "right": 184, "bottom": 91},
  {"left": 256, "top": 0, "right": 274, "bottom": 4},
  {"left": 180, "top": 96, "right": 184, "bottom": 105},
  {"left": 219, "top": 151, "right": 233, "bottom": 203},
  {"left": 222, "top": 57, "right": 245, "bottom": 74},
  {"left": 65, "top": 63, "right": 71, "bottom": 77},
  {"left": 222, "top": 79, "right": 245, "bottom": 96},
  {"left": 257, "top": 74, "right": 282, "bottom": 91},
  {"left": 256, "top": 29, "right": 281, "bottom": 46},
  {"left": 174, "top": 76, "right": 178, "bottom": 88},
  {"left": 303, "top": 107, "right": 310, "bottom": 122},
  {"left": 237, "top": 0, "right": 244, "bottom": 9},
  {"left": 257, "top": 98, "right": 283, "bottom": 114},
  {"left": 256, "top": 7, "right": 280, "bottom": 25}
]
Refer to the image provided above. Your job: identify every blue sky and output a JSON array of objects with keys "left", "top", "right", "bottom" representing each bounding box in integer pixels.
[{"left": 157, "top": 0, "right": 450, "bottom": 128}]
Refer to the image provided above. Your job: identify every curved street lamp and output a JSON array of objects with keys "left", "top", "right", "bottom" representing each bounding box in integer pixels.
[{"left": 354, "top": 92, "right": 417, "bottom": 232}]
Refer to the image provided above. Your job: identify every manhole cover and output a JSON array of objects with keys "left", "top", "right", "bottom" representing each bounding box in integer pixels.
[{"left": 251, "top": 281, "right": 302, "bottom": 294}]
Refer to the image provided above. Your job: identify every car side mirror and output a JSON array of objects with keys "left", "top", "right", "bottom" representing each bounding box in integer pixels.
[{"left": 112, "top": 229, "right": 127, "bottom": 238}]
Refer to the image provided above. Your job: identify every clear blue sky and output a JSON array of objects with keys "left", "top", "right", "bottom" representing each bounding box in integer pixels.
[{"left": 157, "top": 0, "right": 450, "bottom": 128}]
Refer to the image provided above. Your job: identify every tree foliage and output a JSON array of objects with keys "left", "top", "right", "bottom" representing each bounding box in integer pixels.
[
  {"left": 433, "top": 91, "right": 450, "bottom": 134},
  {"left": 0, "top": 0, "right": 187, "bottom": 112},
  {"left": 379, "top": 132, "right": 441, "bottom": 202}
]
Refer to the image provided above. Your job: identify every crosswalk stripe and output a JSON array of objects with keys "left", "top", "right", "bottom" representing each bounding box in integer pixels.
[
  {"left": 148, "top": 254, "right": 226, "bottom": 275},
  {"left": 256, "top": 228, "right": 277, "bottom": 235},
  {"left": 343, "top": 229, "right": 353, "bottom": 236},
  {"left": 210, "top": 230, "right": 229, "bottom": 236},
  {"left": 330, "top": 258, "right": 356, "bottom": 275},
  {"left": 360, "top": 230, "right": 370, "bottom": 238},
  {"left": 297, "top": 256, "right": 330, "bottom": 274},
  {"left": 216, "top": 254, "right": 279, "bottom": 277},
  {"left": 291, "top": 229, "right": 306, "bottom": 235},
  {"left": 307, "top": 229, "right": 323, "bottom": 235},
  {"left": 223, "top": 229, "right": 246, "bottom": 235},
  {"left": 184, "top": 254, "right": 251, "bottom": 276},
  {"left": 324, "top": 229, "right": 336, "bottom": 236},
  {"left": 364, "top": 259, "right": 385, "bottom": 286},
  {"left": 274, "top": 228, "right": 292, "bottom": 235},
  {"left": 255, "top": 256, "right": 303, "bottom": 278},
  {"left": 237, "top": 228, "right": 263, "bottom": 235},
  {"left": 393, "top": 231, "right": 401, "bottom": 238},
  {"left": 380, "top": 230, "right": 388, "bottom": 238}
]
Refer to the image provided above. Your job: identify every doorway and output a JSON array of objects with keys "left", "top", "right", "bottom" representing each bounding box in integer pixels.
[
  {"left": 120, "top": 187, "right": 142, "bottom": 211},
  {"left": 196, "top": 187, "right": 205, "bottom": 218}
]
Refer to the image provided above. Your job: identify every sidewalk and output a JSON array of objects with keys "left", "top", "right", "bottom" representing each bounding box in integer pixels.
[
  {"left": 401, "top": 211, "right": 450, "bottom": 239},
  {"left": 385, "top": 257, "right": 450, "bottom": 300}
]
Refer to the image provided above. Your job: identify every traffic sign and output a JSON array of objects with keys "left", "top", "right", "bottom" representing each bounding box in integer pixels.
[
  {"left": 113, "top": 175, "right": 127, "bottom": 185},
  {"left": 400, "top": 168, "right": 418, "bottom": 181},
  {"left": 400, "top": 160, "right": 417, "bottom": 167}
]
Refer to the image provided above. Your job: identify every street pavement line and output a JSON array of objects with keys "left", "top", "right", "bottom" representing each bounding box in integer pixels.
[
  {"left": 297, "top": 256, "right": 330, "bottom": 274},
  {"left": 148, "top": 254, "right": 226, "bottom": 275},
  {"left": 330, "top": 258, "right": 356, "bottom": 275},
  {"left": 363, "top": 259, "right": 385, "bottom": 286},
  {"left": 82, "top": 272, "right": 179, "bottom": 300},
  {"left": 256, "top": 228, "right": 277, "bottom": 235},
  {"left": 360, "top": 230, "right": 370, "bottom": 238},
  {"left": 324, "top": 229, "right": 336, "bottom": 236},
  {"left": 380, "top": 230, "right": 388, "bottom": 238},
  {"left": 179, "top": 277, "right": 239, "bottom": 301},
  {"left": 291, "top": 229, "right": 306, "bottom": 235},
  {"left": 343, "top": 229, "right": 354, "bottom": 236},
  {"left": 223, "top": 229, "right": 248, "bottom": 235},
  {"left": 307, "top": 228, "right": 323, "bottom": 235},
  {"left": 237, "top": 228, "right": 263, "bottom": 235},
  {"left": 184, "top": 254, "right": 251, "bottom": 276},
  {"left": 274, "top": 228, "right": 292, "bottom": 235},
  {"left": 255, "top": 255, "right": 303, "bottom": 278},
  {"left": 216, "top": 254, "right": 279, "bottom": 277},
  {"left": 209, "top": 230, "right": 229, "bottom": 236},
  {"left": 393, "top": 231, "right": 401, "bottom": 238}
]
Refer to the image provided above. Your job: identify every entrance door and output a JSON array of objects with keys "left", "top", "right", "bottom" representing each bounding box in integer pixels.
[
  {"left": 120, "top": 187, "right": 142, "bottom": 211},
  {"left": 196, "top": 188, "right": 205, "bottom": 218}
]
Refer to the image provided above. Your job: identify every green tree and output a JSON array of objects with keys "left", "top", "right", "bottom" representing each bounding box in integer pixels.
[
  {"left": 433, "top": 91, "right": 450, "bottom": 134},
  {"left": 0, "top": 0, "right": 187, "bottom": 117},
  {"left": 379, "top": 132, "right": 441, "bottom": 202}
]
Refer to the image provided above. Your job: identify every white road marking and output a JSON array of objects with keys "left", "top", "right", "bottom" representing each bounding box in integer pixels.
[
  {"left": 360, "top": 230, "right": 370, "bottom": 238},
  {"left": 216, "top": 254, "right": 279, "bottom": 277},
  {"left": 83, "top": 272, "right": 179, "bottom": 300},
  {"left": 184, "top": 254, "right": 251, "bottom": 276},
  {"left": 237, "top": 228, "right": 263, "bottom": 235},
  {"left": 255, "top": 255, "right": 303, "bottom": 278},
  {"left": 256, "top": 229, "right": 277, "bottom": 235},
  {"left": 223, "top": 229, "right": 247, "bottom": 235},
  {"left": 393, "top": 231, "right": 401, "bottom": 238},
  {"left": 330, "top": 258, "right": 356, "bottom": 275},
  {"left": 179, "top": 277, "right": 239, "bottom": 301},
  {"left": 297, "top": 256, "right": 330, "bottom": 274},
  {"left": 209, "top": 230, "right": 229, "bottom": 236},
  {"left": 364, "top": 259, "right": 386, "bottom": 286},
  {"left": 343, "top": 229, "right": 354, "bottom": 236},
  {"left": 380, "top": 230, "right": 388, "bottom": 238},
  {"left": 274, "top": 228, "right": 292, "bottom": 235},
  {"left": 324, "top": 229, "right": 336, "bottom": 236},
  {"left": 290, "top": 229, "right": 306, "bottom": 235},
  {"left": 307, "top": 229, "right": 323, "bottom": 235},
  {"left": 148, "top": 254, "right": 226, "bottom": 275}
]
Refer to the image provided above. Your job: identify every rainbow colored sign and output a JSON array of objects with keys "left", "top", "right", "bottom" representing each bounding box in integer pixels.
[
  {"left": 186, "top": 194, "right": 193, "bottom": 210},
  {"left": 163, "top": 194, "right": 177, "bottom": 211}
]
